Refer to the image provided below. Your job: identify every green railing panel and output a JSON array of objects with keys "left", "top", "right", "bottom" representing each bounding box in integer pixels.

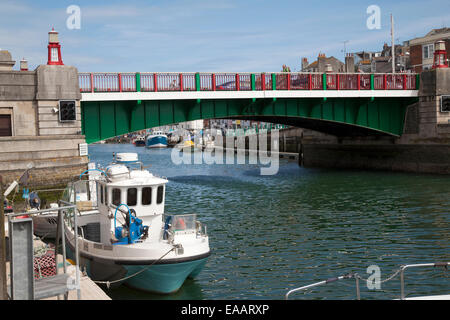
[
  {"left": 136, "top": 73, "right": 141, "bottom": 92},
  {"left": 195, "top": 73, "right": 201, "bottom": 91}
]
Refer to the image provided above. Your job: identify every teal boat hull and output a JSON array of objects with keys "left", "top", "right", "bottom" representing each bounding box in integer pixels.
[
  {"left": 124, "top": 257, "right": 208, "bottom": 294},
  {"left": 65, "top": 240, "right": 209, "bottom": 294}
]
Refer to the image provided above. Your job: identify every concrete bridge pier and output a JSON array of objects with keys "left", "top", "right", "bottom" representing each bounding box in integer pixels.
[{"left": 300, "top": 68, "right": 450, "bottom": 174}]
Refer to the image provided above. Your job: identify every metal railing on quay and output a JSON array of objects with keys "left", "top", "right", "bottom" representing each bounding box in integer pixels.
[{"left": 6, "top": 203, "right": 81, "bottom": 300}]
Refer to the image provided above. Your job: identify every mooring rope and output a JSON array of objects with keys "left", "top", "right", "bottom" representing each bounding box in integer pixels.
[{"left": 91, "top": 246, "right": 176, "bottom": 289}]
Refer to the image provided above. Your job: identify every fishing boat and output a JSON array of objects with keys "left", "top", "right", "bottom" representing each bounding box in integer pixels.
[
  {"left": 62, "top": 153, "right": 210, "bottom": 294},
  {"left": 146, "top": 131, "right": 168, "bottom": 148},
  {"left": 133, "top": 135, "right": 146, "bottom": 147}
]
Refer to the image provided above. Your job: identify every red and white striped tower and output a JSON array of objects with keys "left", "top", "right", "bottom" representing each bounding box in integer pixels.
[
  {"left": 47, "top": 28, "right": 64, "bottom": 65},
  {"left": 432, "top": 40, "right": 448, "bottom": 69},
  {"left": 20, "top": 58, "right": 28, "bottom": 71}
]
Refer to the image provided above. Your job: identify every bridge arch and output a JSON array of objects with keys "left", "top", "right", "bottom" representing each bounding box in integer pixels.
[{"left": 81, "top": 97, "right": 418, "bottom": 144}]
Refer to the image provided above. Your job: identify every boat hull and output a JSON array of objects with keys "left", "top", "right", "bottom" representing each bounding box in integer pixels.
[
  {"left": 134, "top": 140, "right": 146, "bottom": 147},
  {"left": 124, "top": 257, "right": 208, "bottom": 294},
  {"left": 65, "top": 237, "right": 210, "bottom": 294}
]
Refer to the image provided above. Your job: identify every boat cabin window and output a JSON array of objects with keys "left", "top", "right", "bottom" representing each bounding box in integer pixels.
[
  {"left": 112, "top": 188, "right": 121, "bottom": 206},
  {"left": 105, "top": 186, "right": 108, "bottom": 204},
  {"left": 100, "top": 185, "right": 104, "bottom": 204},
  {"left": 157, "top": 185, "right": 164, "bottom": 204},
  {"left": 142, "top": 187, "right": 152, "bottom": 205},
  {"left": 127, "top": 188, "right": 137, "bottom": 206}
]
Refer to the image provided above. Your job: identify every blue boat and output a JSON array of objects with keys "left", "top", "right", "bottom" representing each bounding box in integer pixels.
[{"left": 146, "top": 131, "right": 168, "bottom": 148}]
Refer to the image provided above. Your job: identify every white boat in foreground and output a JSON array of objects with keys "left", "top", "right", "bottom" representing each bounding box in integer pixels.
[{"left": 62, "top": 153, "right": 210, "bottom": 294}]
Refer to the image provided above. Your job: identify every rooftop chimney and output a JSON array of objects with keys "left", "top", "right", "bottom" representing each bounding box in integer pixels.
[
  {"left": 301, "top": 57, "right": 308, "bottom": 71},
  {"left": 345, "top": 53, "right": 355, "bottom": 73}
]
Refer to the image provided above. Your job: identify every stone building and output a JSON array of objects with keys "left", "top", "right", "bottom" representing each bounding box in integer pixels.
[{"left": 0, "top": 30, "right": 88, "bottom": 186}]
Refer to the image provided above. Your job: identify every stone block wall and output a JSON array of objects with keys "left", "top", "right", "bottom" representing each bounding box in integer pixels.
[{"left": 0, "top": 53, "right": 88, "bottom": 187}]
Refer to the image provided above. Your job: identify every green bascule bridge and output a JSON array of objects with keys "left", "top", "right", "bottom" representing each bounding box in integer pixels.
[{"left": 79, "top": 72, "right": 419, "bottom": 143}]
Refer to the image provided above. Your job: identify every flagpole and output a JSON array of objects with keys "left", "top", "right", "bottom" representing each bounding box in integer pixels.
[
  {"left": 391, "top": 14, "right": 395, "bottom": 73},
  {"left": 0, "top": 176, "right": 7, "bottom": 300}
]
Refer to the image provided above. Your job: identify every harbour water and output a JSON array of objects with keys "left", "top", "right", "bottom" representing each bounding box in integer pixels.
[{"left": 88, "top": 144, "right": 449, "bottom": 300}]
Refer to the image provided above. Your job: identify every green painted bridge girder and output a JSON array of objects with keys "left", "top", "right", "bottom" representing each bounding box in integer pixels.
[{"left": 81, "top": 97, "right": 418, "bottom": 144}]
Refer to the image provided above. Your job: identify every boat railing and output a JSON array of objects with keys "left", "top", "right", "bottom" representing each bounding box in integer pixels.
[
  {"left": 285, "top": 273, "right": 361, "bottom": 300},
  {"left": 285, "top": 262, "right": 449, "bottom": 300},
  {"left": 399, "top": 262, "right": 449, "bottom": 300},
  {"left": 164, "top": 213, "right": 197, "bottom": 231},
  {"left": 64, "top": 180, "right": 99, "bottom": 213},
  {"left": 163, "top": 213, "right": 207, "bottom": 241}
]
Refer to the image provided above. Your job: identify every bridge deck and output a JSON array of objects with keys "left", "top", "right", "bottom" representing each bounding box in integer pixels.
[{"left": 81, "top": 89, "right": 418, "bottom": 101}]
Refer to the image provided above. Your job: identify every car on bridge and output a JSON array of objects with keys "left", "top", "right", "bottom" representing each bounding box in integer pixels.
[{"left": 216, "top": 81, "right": 236, "bottom": 90}]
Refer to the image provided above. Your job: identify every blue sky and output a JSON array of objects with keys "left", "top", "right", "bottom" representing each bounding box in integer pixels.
[{"left": 1, "top": 0, "right": 449, "bottom": 72}]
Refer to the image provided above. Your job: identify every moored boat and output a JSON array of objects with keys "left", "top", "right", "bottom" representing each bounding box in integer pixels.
[
  {"left": 146, "top": 131, "right": 168, "bottom": 148},
  {"left": 62, "top": 153, "right": 210, "bottom": 294},
  {"left": 133, "top": 136, "right": 146, "bottom": 147}
]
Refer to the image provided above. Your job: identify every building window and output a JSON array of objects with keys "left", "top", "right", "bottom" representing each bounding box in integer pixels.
[
  {"left": 127, "top": 188, "right": 137, "bottom": 206},
  {"left": 423, "top": 44, "right": 434, "bottom": 59},
  {"left": 112, "top": 188, "right": 121, "bottom": 206},
  {"left": 0, "top": 115, "right": 12, "bottom": 136},
  {"left": 142, "top": 187, "right": 152, "bottom": 205},
  {"left": 105, "top": 187, "right": 108, "bottom": 204},
  {"left": 100, "top": 185, "right": 103, "bottom": 204},
  {"left": 157, "top": 186, "right": 164, "bottom": 204}
]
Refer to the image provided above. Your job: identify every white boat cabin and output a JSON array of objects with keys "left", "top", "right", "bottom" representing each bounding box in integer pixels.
[{"left": 98, "top": 164, "right": 168, "bottom": 217}]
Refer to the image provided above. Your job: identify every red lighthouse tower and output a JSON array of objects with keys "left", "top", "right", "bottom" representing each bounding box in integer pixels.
[
  {"left": 47, "top": 28, "right": 64, "bottom": 65},
  {"left": 432, "top": 40, "right": 448, "bottom": 69}
]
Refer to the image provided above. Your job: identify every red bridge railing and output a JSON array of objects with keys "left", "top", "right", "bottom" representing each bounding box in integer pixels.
[{"left": 79, "top": 72, "right": 419, "bottom": 93}]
